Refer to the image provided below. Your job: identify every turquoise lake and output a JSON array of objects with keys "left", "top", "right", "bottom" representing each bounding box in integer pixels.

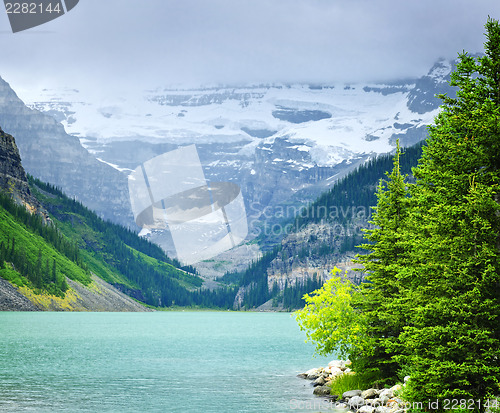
[{"left": 0, "top": 312, "right": 339, "bottom": 412}]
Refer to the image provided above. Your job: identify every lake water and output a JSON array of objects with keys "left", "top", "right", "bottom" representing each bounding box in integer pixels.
[{"left": 0, "top": 312, "right": 340, "bottom": 412}]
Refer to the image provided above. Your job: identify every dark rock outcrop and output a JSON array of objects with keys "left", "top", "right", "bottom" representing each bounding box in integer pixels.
[
  {"left": 407, "top": 59, "right": 458, "bottom": 114},
  {"left": 0, "top": 126, "right": 42, "bottom": 211},
  {"left": 0, "top": 127, "right": 30, "bottom": 195},
  {"left": 313, "top": 386, "right": 334, "bottom": 396}
]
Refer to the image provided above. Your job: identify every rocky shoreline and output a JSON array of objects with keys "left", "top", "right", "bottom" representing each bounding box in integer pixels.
[{"left": 298, "top": 360, "right": 408, "bottom": 413}]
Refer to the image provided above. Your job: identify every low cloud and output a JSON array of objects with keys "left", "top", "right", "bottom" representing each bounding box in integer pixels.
[{"left": 1, "top": 0, "right": 499, "bottom": 91}]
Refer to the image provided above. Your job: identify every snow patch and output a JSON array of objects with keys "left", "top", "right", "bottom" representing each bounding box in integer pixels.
[
  {"left": 428, "top": 60, "right": 452, "bottom": 83},
  {"left": 96, "top": 157, "right": 133, "bottom": 173},
  {"left": 138, "top": 228, "right": 151, "bottom": 237}
]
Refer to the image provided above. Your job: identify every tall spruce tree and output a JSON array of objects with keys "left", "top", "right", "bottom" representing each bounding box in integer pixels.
[
  {"left": 398, "top": 17, "right": 500, "bottom": 406},
  {"left": 354, "top": 140, "right": 410, "bottom": 383}
]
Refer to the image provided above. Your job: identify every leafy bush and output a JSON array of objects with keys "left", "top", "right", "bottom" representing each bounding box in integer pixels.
[{"left": 294, "top": 267, "right": 371, "bottom": 359}]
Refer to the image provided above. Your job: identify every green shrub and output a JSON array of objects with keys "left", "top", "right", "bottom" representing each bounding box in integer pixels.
[
  {"left": 328, "top": 371, "right": 380, "bottom": 397},
  {"left": 0, "top": 266, "right": 28, "bottom": 287}
]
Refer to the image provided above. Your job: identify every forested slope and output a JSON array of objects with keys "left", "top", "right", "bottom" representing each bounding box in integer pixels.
[{"left": 226, "top": 141, "right": 426, "bottom": 309}]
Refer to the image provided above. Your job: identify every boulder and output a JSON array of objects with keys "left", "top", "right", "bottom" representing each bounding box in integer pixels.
[
  {"left": 379, "top": 389, "right": 394, "bottom": 400},
  {"left": 313, "top": 385, "right": 332, "bottom": 396},
  {"left": 328, "top": 359, "right": 350, "bottom": 370},
  {"left": 374, "top": 407, "right": 390, "bottom": 413},
  {"left": 305, "top": 367, "right": 322, "bottom": 376},
  {"left": 366, "top": 398, "right": 383, "bottom": 407},
  {"left": 296, "top": 373, "right": 308, "bottom": 379},
  {"left": 358, "top": 406, "right": 376, "bottom": 413},
  {"left": 403, "top": 376, "right": 410, "bottom": 384},
  {"left": 361, "top": 388, "right": 378, "bottom": 399},
  {"left": 379, "top": 395, "right": 390, "bottom": 405},
  {"left": 348, "top": 396, "right": 365, "bottom": 409},
  {"left": 313, "top": 376, "right": 326, "bottom": 387},
  {"left": 343, "top": 390, "right": 362, "bottom": 399},
  {"left": 390, "top": 384, "right": 402, "bottom": 394},
  {"left": 330, "top": 367, "right": 344, "bottom": 377},
  {"left": 328, "top": 360, "right": 345, "bottom": 369}
]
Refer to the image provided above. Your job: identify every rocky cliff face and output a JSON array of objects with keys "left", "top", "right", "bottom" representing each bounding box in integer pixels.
[
  {"left": 0, "top": 127, "right": 42, "bottom": 213},
  {"left": 407, "top": 59, "right": 457, "bottom": 114},
  {"left": 238, "top": 137, "right": 368, "bottom": 229},
  {"left": 0, "top": 77, "right": 133, "bottom": 226},
  {"left": 266, "top": 221, "right": 365, "bottom": 292},
  {"left": 0, "top": 127, "right": 29, "bottom": 194}
]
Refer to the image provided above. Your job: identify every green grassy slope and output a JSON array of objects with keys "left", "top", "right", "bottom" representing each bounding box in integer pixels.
[
  {"left": 0, "top": 200, "right": 90, "bottom": 297},
  {"left": 27, "top": 177, "right": 211, "bottom": 306}
]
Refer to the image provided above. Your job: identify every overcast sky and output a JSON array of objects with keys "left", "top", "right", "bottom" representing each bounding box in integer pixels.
[{"left": 1, "top": 0, "right": 500, "bottom": 92}]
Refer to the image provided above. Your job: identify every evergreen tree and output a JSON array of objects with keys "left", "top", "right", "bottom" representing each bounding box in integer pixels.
[
  {"left": 9, "top": 237, "right": 15, "bottom": 261},
  {"left": 44, "top": 259, "right": 50, "bottom": 284},
  {"left": 354, "top": 140, "right": 410, "bottom": 383},
  {"left": 0, "top": 241, "right": 5, "bottom": 268},
  {"left": 33, "top": 248, "right": 43, "bottom": 289},
  {"left": 52, "top": 259, "right": 57, "bottom": 284},
  {"left": 398, "top": 17, "right": 500, "bottom": 405}
]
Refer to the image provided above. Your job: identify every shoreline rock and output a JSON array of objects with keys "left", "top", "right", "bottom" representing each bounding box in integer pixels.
[{"left": 297, "top": 360, "right": 408, "bottom": 413}]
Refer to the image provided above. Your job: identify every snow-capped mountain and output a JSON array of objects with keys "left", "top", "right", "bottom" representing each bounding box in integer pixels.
[
  {"left": 23, "top": 60, "right": 455, "bottom": 165},
  {"left": 24, "top": 69, "right": 450, "bottom": 164},
  {"left": 10, "top": 58, "right": 456, "bottom": 266}
]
